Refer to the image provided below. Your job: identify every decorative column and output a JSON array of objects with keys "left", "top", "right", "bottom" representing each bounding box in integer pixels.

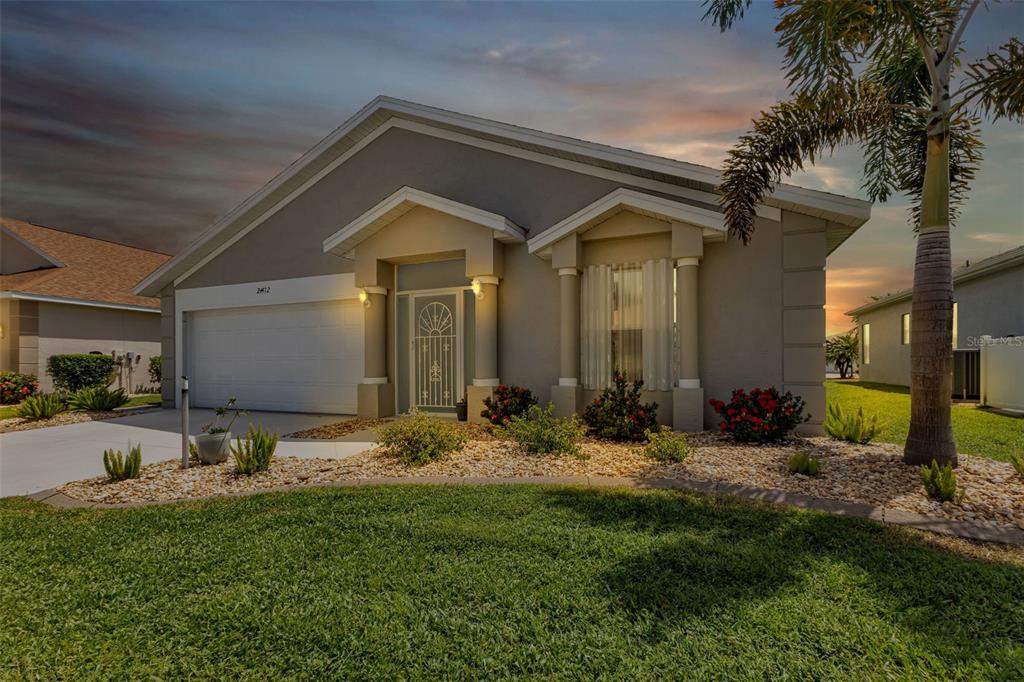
[
  {"left": 671, "top": 222, "right": 704, "bottom": 432},
  {"left": 467, "top": 275, "right": 499, "bottom": 423},
  {"left": 551, "top": 267, "right": 582, "bottom": 418},
  {"left": 357, "top": 285, "right": 394, "bottom": 418}
]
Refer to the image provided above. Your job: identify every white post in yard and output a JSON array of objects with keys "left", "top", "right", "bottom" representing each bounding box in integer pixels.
[{"left": 181, "top": 376, "right": 189, "bottom": 469}]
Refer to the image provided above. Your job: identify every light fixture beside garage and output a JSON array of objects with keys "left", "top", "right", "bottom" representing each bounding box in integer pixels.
[
  {"left": 471, "top": 278, "right": 484, "bottom": 300},
  {"left": 358, "top": 289, "right": 371, "bottom": 307}
]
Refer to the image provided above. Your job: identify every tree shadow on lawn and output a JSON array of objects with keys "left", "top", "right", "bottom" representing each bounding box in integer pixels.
[{"left": 537, "top": 486, "right": 1024, "bottom": 661}]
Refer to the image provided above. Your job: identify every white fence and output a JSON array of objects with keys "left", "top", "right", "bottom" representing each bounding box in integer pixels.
[{"left": 979, "top": 336, "right": 1024, "bottom": 412}]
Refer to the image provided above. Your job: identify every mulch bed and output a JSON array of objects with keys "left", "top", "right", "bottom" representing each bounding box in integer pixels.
[{"left": 56, "top": 432, "right": 1024, "bottom": 534}]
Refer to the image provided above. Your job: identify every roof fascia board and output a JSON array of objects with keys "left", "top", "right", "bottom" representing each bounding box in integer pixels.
[
  {"left": 527, "top": 188, "right": 726, "bottom": 255},
  {"left": 0, "top": 291, "right": 159, "bottom": 313},
  {"left": 847, "top": 248, "right": 1024, "bottom": 316},
  {"left": 322, "top": 186, "right": 525, "bottom": 256}
]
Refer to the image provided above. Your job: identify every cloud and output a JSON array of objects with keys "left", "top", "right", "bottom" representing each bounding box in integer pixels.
[{"left": 970, "top": 232, "right": 1023, "bottom": 246}]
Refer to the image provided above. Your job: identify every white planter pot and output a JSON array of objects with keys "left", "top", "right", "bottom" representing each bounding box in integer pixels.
[{"left": 194, "top": 431, "right": 233, "bottom": 465}]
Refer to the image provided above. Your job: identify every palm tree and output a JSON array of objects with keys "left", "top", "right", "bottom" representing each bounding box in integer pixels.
[
  {"left": 702, "top": 0, "right": 1022, "bottom": 466},
  {"left": 826, "top": 332, "right": 859, "bottom": 380}
]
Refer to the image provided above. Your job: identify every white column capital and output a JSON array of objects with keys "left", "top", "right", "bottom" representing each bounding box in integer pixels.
[
  {"left": 361, "top": 376, "right": 388, "bottom": 385},
  {"left": 675, "top": 257, "right": 700, "bottom": 268},
  {"left": 362, "top": 285, "right": 388, "bottom": 295},
  {"left": 558, "top": 377, "right": 578, "bottom": 386},
  {"left": 676, "top": 379, "right": 701, "bottom": 389},
  {"left": 557, "top": 267, "right": 581, "bottom": 277},
  {"left": 473, "top": 378, "right": 500, "bottom": 387},
  {"left": 472, "top": 275, "right": 500, "bottom": 286}
]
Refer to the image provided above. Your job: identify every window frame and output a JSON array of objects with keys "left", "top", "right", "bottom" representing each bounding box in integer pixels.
[
  {"left": 901, "top": 313, "right": 911, "bottom": 345},
  {"left": 861, "top": 323, "right": 871, "bottom": 365}
]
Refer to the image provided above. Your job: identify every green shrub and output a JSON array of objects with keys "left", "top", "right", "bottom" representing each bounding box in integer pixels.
[
  {"left": 231, "top": 424, "right": 279, "bottom": 475},
  {"left": 1010, "top": 452, "right": 1024, "bottom": 480},
  {"left": 188, "top": 439, "right": 201, "bottom": 464},
  {"left": 920, "top": 460, "right": 960, "bottom": 502},
  {"left": 506, "top": 404, "right": 586, "bottom": 458},
  {"left": 788, "top": 451, "right": 821, "bottom": 476},
  {"left": 148, "top": 356, "right": 162, "bottom": 385},
  {"left": 482, "top": 384, "right": 538, "bottom": 426},
  {"left": 582, "top": 371, "right": 658, "bottom": 441},
  {"left": 0, "top": 371, "right": 37, "bottom": 404},
  {"left": 824, "top": 401, "right": 879, "bottom": 444},
  {"left": 15, "top": 393, "right": 66, "bottom": 420},
  {"left": 378, "top": 412, "right": 468, "bottom": 465},
  {"left": 67, "top": 386, "right": 130, "bottom": 411},
  {"left": 644, "top": 427, "right": 689, "bottom": 462},
  {"left": 46, "top": 354, "right": 115, "bottom": 392},
  {"left": 710, "top": 387, "right": 808, "bottom": 443},
  {"left": 103, "top": 444, "right": 141, "bottom": 481}
]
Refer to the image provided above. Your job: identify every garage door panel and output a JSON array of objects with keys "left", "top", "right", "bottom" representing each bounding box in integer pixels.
[{"left": 188, "top": 299, "right": 362, "bottom": 414}]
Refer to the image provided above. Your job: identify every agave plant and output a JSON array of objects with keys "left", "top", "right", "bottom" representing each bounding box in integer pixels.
[
  {"left": 103, "top": 444, "right": 142, "bottom": 482},
  {"left": 67, "top": 386, "right": 129, "bottom": 412},
  {"left": 15, "top": 393, "right": 66, "bottom": 420},
  {"left": 231, "top": 424, "right": 279, "bottom": 475},
  {"left": 920, "top": 459, "right": 960, "bottom": 502},
  {"left": 824, "top": 402, "right": 880, "bottom": 445},
  {"left": 788, "top": 451, "right": 821, "bottom": 477}
]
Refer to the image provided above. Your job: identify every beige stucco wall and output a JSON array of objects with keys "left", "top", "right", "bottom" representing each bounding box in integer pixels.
[
  {"left": 168, "top": 128, "right": 829, "bottom": 429},
  {"left": 0, "top": 299, "right": 39, "bottom": 376},
  {"left": 36, "top": 302, "right": 161, "bottom": 392},
  {"left": 853, "top": 260, "right": 1023, "bottom": 387}
]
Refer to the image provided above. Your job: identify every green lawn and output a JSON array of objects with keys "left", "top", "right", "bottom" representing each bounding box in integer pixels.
[
  {"left": 0, "top": 393, "right": 160, "bottom": 419},
  {"left": 3, "top": 486, "right": 1023, "bottom": 679},
  {"left": 827, "top": 380, "right": 1023, "bottom": 462}
]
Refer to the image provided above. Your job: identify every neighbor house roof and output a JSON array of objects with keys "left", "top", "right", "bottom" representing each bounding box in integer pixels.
[
  {"left": 0, "top": 217, "right": 170, "bottom": 311},
  {"left": 136, "top": 96, "right": 873, "bottom": 297},
  {"left": 846, "top": 244, "right": 1024, "bottom": 317}
]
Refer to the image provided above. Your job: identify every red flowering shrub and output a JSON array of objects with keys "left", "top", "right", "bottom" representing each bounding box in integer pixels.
[
  {"left": 0, "top": 372, "right": 38, "bottom": 404},
  {"left": 709, "top": 387, "right": 808, "bottom": 443},
  {"left": 582, "top": 371, "right": 658, "bottom": 441},
  {"left": 482, "top": 384, "right": 537, "bottom": 426}
]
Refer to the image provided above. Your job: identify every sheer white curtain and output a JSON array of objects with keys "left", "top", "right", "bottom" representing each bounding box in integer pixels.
[
  {"left": 642, "top": 259, "right": 674, "bottom": 390},
  {"left": 581, "top": 264, "right": 612, "bottom": 389},
  {"left": 581, "top": 259, "right": 674, "bottom": 390}
]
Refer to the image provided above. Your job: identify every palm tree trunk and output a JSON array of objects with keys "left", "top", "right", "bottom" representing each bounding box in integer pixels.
[{"left": 904, "top": 131, "right": 957, "bottom": 466}]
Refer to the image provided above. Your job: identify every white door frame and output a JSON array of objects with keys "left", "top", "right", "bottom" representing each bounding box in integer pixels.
[{"left": 400, "top": 286, "right": 468, "bottom": 413}]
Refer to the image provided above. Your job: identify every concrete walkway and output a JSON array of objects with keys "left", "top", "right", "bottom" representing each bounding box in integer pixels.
[{"left": 0, "top": 409, "right": 374, "bottom": 497}]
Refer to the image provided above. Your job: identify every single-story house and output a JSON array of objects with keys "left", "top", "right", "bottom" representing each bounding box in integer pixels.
[
  {"left": 1, "top": 218, "right": 170, "bottom": 392},
  {"left": 847, "top": 245, "right": 1024, "bottom": 387},
  {"left": 135, "top": 97, "right": 871, "bottom": 432}
]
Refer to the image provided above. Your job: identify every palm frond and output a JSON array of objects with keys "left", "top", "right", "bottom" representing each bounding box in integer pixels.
[
  {"left": 960, "top": 39, "right": 1024, "bottom": 122},
  {"left": 719, "top": 85, "right": 894, "bottom": 242},
  {"left": 701, "top": 0, "right": 752, "bottom": 31}
]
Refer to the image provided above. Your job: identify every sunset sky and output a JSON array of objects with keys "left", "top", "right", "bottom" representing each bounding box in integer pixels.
[{"left": 2, "top": 1, "right": 1021, "bottom": 334}]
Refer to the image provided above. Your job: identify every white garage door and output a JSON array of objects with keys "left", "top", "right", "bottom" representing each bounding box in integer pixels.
[{"left": 188, "top": 299, "right": 363, "bottom": 414}]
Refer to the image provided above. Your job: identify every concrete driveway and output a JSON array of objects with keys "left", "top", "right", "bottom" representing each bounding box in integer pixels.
[{"left": 0, "top": 408, "right": 376, "bottom": 497}]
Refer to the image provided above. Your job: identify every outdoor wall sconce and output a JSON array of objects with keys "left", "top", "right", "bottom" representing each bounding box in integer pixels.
[
  {"left": 358, "top": 289, "right": 371, "bottom": 307},
  {"left": 471, "top": 278, "right": 484, "bottom": 300}
]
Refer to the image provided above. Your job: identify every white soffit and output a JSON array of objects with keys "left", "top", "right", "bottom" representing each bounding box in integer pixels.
[
  {"left": 527, "top": 188, "right": 726, "bottom": 256},
  {"left": 322, "top": 186, "right": 526, "bottom": 257}
]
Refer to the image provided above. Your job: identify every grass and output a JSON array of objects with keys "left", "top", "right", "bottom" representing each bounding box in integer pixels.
[
  {"left": 827, "top": 380, "right": 1024, "bottom": 462},
  {"left": 0, "top": 392, "right": 160, "bottom": 420},
  {"left": 3, "top": 486, "right": 1023, "bottom": 679}
]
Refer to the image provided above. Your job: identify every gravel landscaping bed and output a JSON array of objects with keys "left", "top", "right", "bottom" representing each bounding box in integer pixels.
[
  {"left": 0, "top": 409, "right": 149, "bottom": 433},
  {"left": 57, "top": 432, "right": 1024, "bottom": 531},
  {"left": 285, "top": 418, "right": 389, "bottom": 439}
]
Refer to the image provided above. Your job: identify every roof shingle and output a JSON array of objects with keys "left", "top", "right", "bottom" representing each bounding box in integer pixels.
[{"left": 1, "top": 218, "right": 170, "bottom": 309}]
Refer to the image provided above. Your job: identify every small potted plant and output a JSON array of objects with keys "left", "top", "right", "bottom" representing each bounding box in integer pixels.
[
  {"left": 194, "top": 397, "right": 247, "bottom": 464},
  {"left": 455, "top": 397, "right": 468, "bottom": 422}
]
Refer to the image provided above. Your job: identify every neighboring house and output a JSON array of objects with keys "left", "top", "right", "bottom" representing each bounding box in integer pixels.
[
  {"left": 847, "top": 245, "right": 1024, "bottom": 387},
  {"left": 135, "top": 97, "right": 872, "bottom": 433},
  {"left": 1, "top": 218, "right": 170, "bottom": 392}
]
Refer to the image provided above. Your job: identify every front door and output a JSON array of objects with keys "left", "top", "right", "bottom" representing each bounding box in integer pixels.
[{"left": 412, "top": 293, "right": 459, "bottom": 411}]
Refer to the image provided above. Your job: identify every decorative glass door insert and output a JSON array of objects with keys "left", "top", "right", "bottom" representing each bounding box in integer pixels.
[{"left": 413, "top": 294, "right": 458, "bottom": 410}]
